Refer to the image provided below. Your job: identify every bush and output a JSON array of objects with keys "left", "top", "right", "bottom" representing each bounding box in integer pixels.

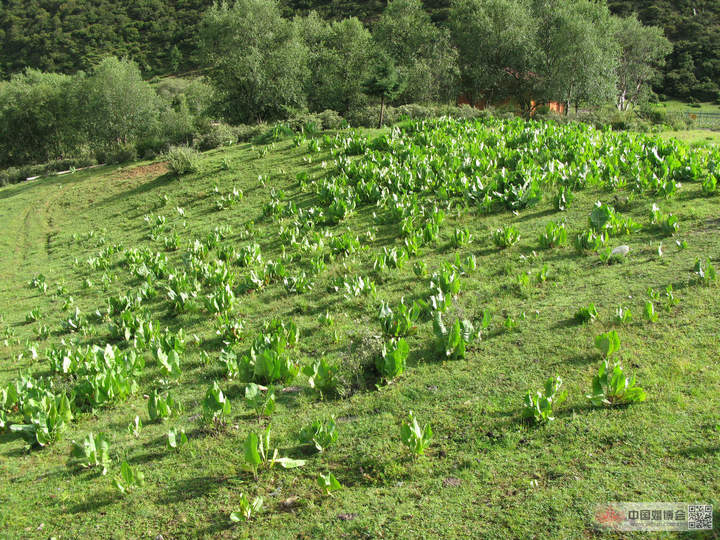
[
  {"left": 346, "top": 105, "right": 399, "bottom": 127},
  {"left": 234, "top": 124, "right": 267, "bottom": 142},
  {"left": 165, "top": 146, "right": 200, "bottom": 176},
  {"left": 104, "top": 142, "right": 138, "bottom": 164},
  {"left": 195, "top": 123, "right": 238, "bottom": 151},
  {"left": 316, "top": 109, "right": 344, "bottom": 129}
]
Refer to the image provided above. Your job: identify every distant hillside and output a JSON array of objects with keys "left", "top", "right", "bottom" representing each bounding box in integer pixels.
[
  {"left": 607, "top": 0, "right": 720, "bottom": 101},
  {"left": 1, "top": 0, "right": 718, "bottom": 100}
]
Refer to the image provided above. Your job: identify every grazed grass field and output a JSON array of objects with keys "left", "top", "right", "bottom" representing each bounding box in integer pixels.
[{"left": 0, "top": 118, "right": 719, "bottom": 539}]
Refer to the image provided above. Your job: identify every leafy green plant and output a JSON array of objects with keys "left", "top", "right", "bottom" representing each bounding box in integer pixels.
[
  {"left": 644, "top": 300, "right": 659, "bottom": 322},
  {"left": 650, "top": 204, "right": 679, "bottom": 236},
  {"left": 244, "top": 383, "right": 275, "bottom": 418},
  {"left": 379, "top": 298, "right": 420, "bottom": 337},
  {"left": 450, "top": 227, "right": 472, "bottom": 248},
  {"left": 242, "top": 424, "right": 306, "bottom": 479},
  {"left": 430, "top": 263, "right": 461, "bottom": 296},
  {"left": 317, "top": 472, "right": 342, "bottom": 496},
  {"left": 575, "top": 303, "right": 598, "bottom": 323},
  {"left": 71, "top": 432, "right": 111, "bottom": 474},
  {"left": 166, "top": 145, "right": 200, "bottom": 176},
  {"left": 25, "top": 308, "right": 41, "bottom": 324},
  {"left": 492, "top": 225, "right": 520, "bottom": 248},
  {"left": 521, "top": 375, "right": 567, "bottom": 423},
  {"left": 693, "top": 258, "right": 717, "bottom": 286},
  {"left": 302, "top": 358, "right": 339, "bottom": 396},
  {"left": 376, "top": 338, "right": 409, "bottom": 382},
  {"left": 614, "top": 306, "right": 633, "bottom": 325},
  {"left": 230, "top": 494, "right": 264, "bottom": 522},
  {"left": 202, "top": 382, "right": 232, "bottom": 422},
  {"left": 594, "top": 330, "right": 621, "bottom": 358},
  {"left": 148, "top": 390, "right": 182, "bottom": 422},
  {"left": 701, "top": 173, "right": 718, "bottom": 195},
  {"left": 299, "top": 417, "right": 338, "bottom": 453},
  {"left": 11, "top": 393, "right": 73, "bottom": 447},
  {"left": 538, "top": 220, "right": 567, "bottom": 249},
  {"left": 587, "top": 360, "right": 646, "bottom": 406},
  {"left": 400, "top": 411, "right": 432, "bottom": 459},
  {"left": 166, "top": 428, "right": 189, "bottom": 451},
  {"left": 127, "top": 416, "right": 142, "bottom": 438},
  {"left": 113, "top": 461, "right": 145, "bottom": 494},
  {"left": 433, "top": 314, "right": 479, "bottom": 359}
]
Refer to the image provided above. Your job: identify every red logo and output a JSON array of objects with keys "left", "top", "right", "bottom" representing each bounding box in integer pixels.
[{"left": 595, "top": 505, "right": 624, "bottom": 529}]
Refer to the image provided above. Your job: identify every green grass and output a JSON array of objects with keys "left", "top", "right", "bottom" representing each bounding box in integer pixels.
[
  {"left": 1, "top": 123, "right": 719, "bottom": 539},
  {"left": 655, "top": 100, "right": 720, "bottom": 114},
  {"left": 658, "top": 129, "right": 720, "bottom": 147}
]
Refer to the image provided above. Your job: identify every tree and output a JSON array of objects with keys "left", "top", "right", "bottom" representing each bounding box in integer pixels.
[
  {"left": 363, "top": 53, "right": 405, "bottom": 127},
  {"left": 83, "top": 57, "right": 162, "bottom": 146},
  {"left": 449, "top": 0, "right": 536, "bottom": 108},
  {"left": 450, "top": 0, "right": 618, "bottom": 114},
  {"left": 613, "top": 14, "right": 672, "bottom": 110},
  {"left": 199, "top": 0, "right": 309, "bottom": 123},
  {"left": 373, "top": 0, "right": 459, "bottom": 104},
  {"left": 297, "top": 13, "right": 373, "bottom": 113}
]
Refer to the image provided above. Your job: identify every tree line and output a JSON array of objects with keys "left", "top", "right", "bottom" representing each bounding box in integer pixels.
[
  {"left": 0, "top": 0, "right": 717, "bottom": 101},
  {"left": 0, "top": 0, "right": 673, "bottom": 172}
]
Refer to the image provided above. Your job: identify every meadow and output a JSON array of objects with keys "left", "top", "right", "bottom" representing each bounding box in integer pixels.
[{"left": 0, "top": 117, "right": 718, "bottom": 539}]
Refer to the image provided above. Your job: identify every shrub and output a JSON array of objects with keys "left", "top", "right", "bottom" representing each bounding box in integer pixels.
[
  {"left": 166, "top": 145, "right": 200, "bottom": 176},
  {"left": 234, "top": 123, "right": 267, "bottom": 142},
  {"left": 195, "top": 123, "right": 238, "bottom": 151},
  {"left": 316, "top": 109, "right": 344, "bottom": 129},
  {"left": 104, "top": 142, "right": 138, "bottom": 164}
]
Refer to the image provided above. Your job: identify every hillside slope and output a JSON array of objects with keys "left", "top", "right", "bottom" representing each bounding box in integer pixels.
[{"left": 0, "top": 119, "right": 719, "bottom": 537}]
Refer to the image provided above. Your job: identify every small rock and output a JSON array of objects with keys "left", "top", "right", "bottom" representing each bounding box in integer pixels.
[
  {"left": 443, "top": 477, "right": 462, "bottom": 488},
  {"left": 337, "top": 513, "right": 358, "bottom": 521},
  {"left": 611, "top": 245, "right": 630, "bottom": 257}
]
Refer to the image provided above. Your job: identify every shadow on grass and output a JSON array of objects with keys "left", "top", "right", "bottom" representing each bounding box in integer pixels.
[
  {"left": 65, "top": 490, "right": 118, "bottom": 514},
  {"left": 160, "top": 474, "right": 228, "bottom": 504},
  {"left": 673, "top": 444, "right": 720, "bottom": 458},
  {"left": 95, "top": 172, "right": 178, "bottom": 209}
]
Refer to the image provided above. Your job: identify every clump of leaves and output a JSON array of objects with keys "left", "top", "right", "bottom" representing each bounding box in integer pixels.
[
  {"left": 492, "top": 225, "right": 520, "bottom": 248},
  {"left": 148, "top": 390, "right": 182, "bottom": 422},
  {"left": 594, "top": 330, "right": 621, "bottom": 358},
  {"left": 113, "top": 461, "right": 145, "bottom": 494},
  {"left": 317, "top": 472, "right": 342, "bottom": 496},
  {"left": 575, "top": 303, "right": 598, "bottom": 323},
  {"left": 202, "top": 381, "right": 232, "bottom": 422},
  {"left": 693, "top": 258, "right": 717, "bottom": 286},
  {"left": 299, "top": 417, "right": 338, "bottom": 453},
  {"left": 379, "top": 298, "right": 420, "bottom": 337},
  {"left": 376, "top": 338, "right": 409, "bottom": 382},
  {"left": 614, "top": 306, "right": 632, "bottom": 325},
  {"left": 521, "top": 375, "right": 567, "bottom": 424},
  {"left": 167, "top": 428, "right": 189, "bottom": 451},
  {"left": 127, "top": 416, "right": 142, "bottom": 438},
  {"left": 644, "top": 300, "right": 659, "bottom": 323},
  {"left": 433, "top": 313, "right": 480, "bottom": 359},
  {"left": 649, "top": 204, "right": 679, "bottom": 236},
  {"left": 587, "top": 360, "right": 646, "bottom": 406},
  {"left": 400, "top": 411, "right": 433, "bottom": 459},
  {"left": 244, "top": 383, "right": 275, "bottom": 419},
  {"left": 71, "top": 432, "right": 111, "bottom": 474},
  {"left": 230, "top": 494, "right": 264, "bottom": 522},
  {"left": 242, "top": 424, "right": 306, "bottom": 479},
  {"left": 538, "top": 220, "right": 567, "bottom": 249},
  {"left": 450, "top": 227, "right": 472, "bottom": 248},
  {"left": 302, "top": 358, "right": 339, "bottom": 396}
]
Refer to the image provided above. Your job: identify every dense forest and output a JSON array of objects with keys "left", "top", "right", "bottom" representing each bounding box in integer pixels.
[{"left": 0, "top": 0, "right": 718, "bottom": 100}]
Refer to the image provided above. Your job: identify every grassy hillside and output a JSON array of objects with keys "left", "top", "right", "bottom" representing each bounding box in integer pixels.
[{"left": 0, "top": 118, "right": 719, "bottom": 538}]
